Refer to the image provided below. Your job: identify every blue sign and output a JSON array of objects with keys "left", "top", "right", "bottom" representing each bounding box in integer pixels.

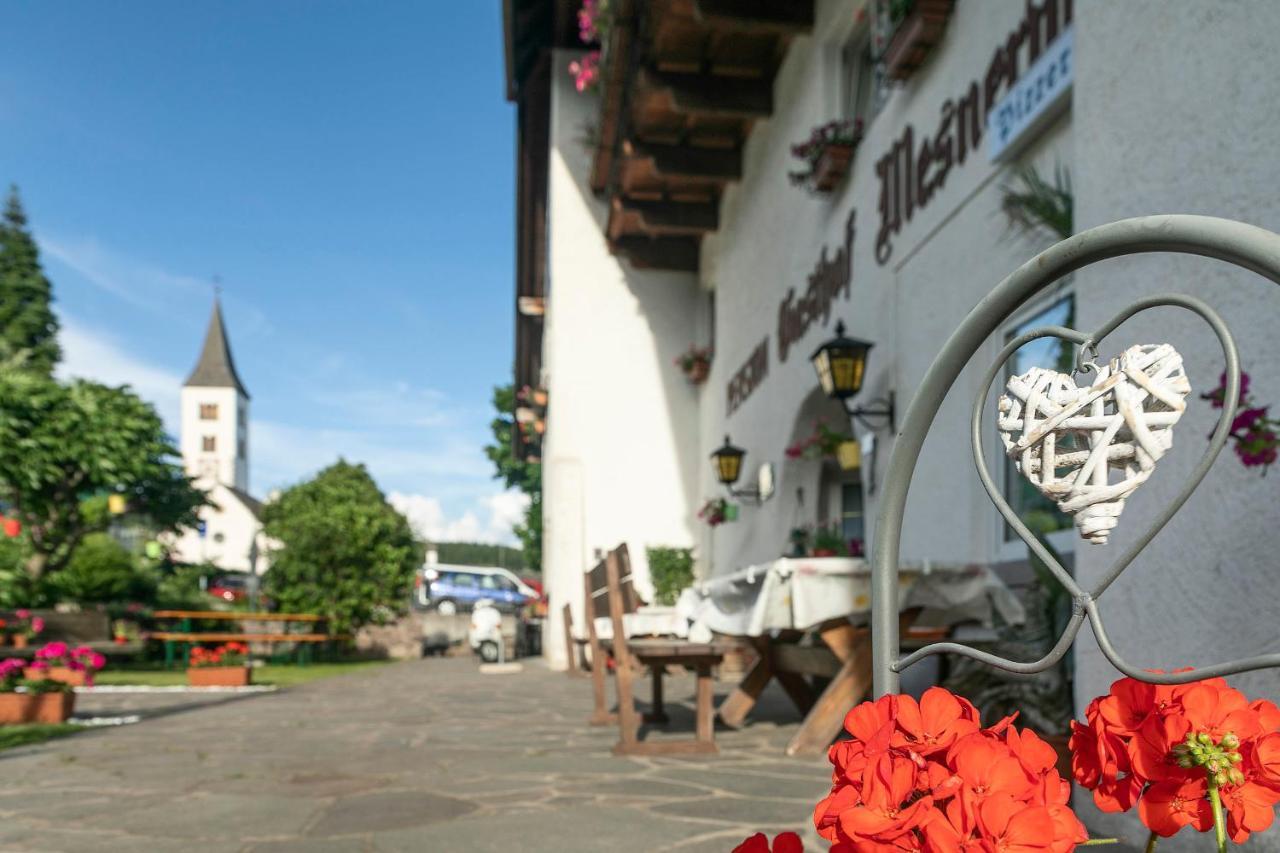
[
  {"left": 197, "top": 521, "right": 207, "bottom": 538},
  {"left": 988, "top": 28, "right": 1073, "bottom": 162}
]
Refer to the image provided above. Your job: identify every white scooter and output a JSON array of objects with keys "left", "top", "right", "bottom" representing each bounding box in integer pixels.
[{"left": 467, "top": 598, "right": 505, "bottom": 664}]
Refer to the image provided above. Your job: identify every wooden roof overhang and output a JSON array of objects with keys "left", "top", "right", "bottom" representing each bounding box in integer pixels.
[{"left": 589, "top": 0, "right": 813, "bottom": 272}]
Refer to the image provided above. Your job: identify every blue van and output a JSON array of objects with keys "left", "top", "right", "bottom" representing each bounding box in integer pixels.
[{"left": 418, "top": 565, "right": 536, "bottom": 614}]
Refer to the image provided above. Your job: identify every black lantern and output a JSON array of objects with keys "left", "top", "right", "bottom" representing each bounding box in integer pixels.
[
  {"left": 812, "top": 319, "right": 895, "bottom": 431},
  {"left": 711, "top": 435, "right": 746, "bottom": 486},
  {"left": 811, "top": 320, "right": 872, "bottom": 399}
]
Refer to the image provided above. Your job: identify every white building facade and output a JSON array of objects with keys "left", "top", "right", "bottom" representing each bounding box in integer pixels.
[{"left": 506, "top": 2, "right": 1280, "bottom": 844}]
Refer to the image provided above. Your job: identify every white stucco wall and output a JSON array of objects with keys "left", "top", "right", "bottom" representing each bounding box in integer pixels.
[
  {"left": 1068, "top": 3, "right": 1280, "bottom": 847},
  {"left": 541, "top": 50, "right": 702, "bottom": 668},
  {"left": 180, "top": 385, "right": 249, "bottom": 491}
]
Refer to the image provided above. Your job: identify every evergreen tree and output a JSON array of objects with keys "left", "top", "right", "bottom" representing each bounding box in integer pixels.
[{"left": 0, "top": 186, "right": 61, "bottom": 375}]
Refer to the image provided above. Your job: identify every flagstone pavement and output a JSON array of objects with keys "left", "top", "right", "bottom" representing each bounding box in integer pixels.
[{"left": 0, "top": 656, "right": 838, "bottom": 852}]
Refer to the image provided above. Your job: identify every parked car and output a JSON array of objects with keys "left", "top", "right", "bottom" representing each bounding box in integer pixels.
[
  {"left": 418, "top": 565, "right": 537, "bottom": 615},
  {"left": 207, "top": 573, "right": 250, "bottom": 603}
]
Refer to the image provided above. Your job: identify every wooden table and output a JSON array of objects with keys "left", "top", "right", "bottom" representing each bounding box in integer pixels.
[{"left": 717, "top": 610, "right": 925, "bottom": 756}]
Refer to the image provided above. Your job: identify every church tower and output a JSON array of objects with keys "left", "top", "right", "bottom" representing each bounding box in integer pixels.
[{"left": 181, "top": 298, "right": 250, "bottom": 491}]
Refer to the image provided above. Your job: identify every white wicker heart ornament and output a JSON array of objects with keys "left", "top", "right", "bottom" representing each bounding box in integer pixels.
[{"left": 997, "top": 343, "right": 1191, "bottom": 545}]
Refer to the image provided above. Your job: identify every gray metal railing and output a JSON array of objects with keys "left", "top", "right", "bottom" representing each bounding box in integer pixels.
[{"left": 871, "top": 214, "right": 1280, "bottom": 697}]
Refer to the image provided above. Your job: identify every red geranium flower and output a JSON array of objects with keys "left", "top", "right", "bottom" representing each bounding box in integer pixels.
[{"left": 733, "top": 831, "right": 803, "bottom": 853}]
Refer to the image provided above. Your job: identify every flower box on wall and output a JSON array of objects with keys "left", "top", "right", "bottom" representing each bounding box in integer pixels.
[
  {"left": 883, "top": 0, "right": 955, "bottom": 81},
  {"left": 811, "top": 144, "right": 856, "bottom": 193},
  {"left": 187, "top": 666, "right": 252, "bottom": 687},
  {"left": 0, "top": 691, "right": 74, "bottom": 724}
]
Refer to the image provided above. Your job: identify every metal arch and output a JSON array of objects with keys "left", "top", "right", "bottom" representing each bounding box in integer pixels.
[{"left": 872, "top": 214, "right": 1280, "bottom": 697}]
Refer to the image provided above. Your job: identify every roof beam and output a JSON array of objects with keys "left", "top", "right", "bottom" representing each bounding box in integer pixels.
[
  {"left": 692, "top": 0, "right": 815, "bottom": 35},
  {"left": 645, "top": 69, "right": 773, "bottom": 119},
  {"left": 613, "top": 235, "right": 701, "bottom": 272},
  {"left": 626, "top": 140, "right": 741, "bottom": 182},
  {"left": 616, "top": 197, "right": 720, "bottom": 235}
]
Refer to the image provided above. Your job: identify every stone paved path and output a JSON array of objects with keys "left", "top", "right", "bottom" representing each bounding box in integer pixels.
[{"left": 0, "top": 657, "right": 832, "bottom": 851}]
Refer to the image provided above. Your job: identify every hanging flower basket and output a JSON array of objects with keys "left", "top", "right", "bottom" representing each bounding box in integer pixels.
[
  {"left": 882, "top": 0, "right": 955, "bottom": 81},
  {"left": 786, "top": 420, "right": 857, "bottom": 465},
  {"left": 0, "top": 691, "right": 74, "bottom": 724},
  {"left": 675, "top": 345, "right": 713, "bottom": 386}
]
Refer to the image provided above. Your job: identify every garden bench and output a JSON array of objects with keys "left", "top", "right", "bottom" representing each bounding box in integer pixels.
[
  {"left": 561, "top": 602, "right": 588, "bottom": 676},
  {"left": 145, "top": 610, "right": 348, "bottom": 668},
  {"left": 589, "top": 544, "right": 730, "bottom": 756}
]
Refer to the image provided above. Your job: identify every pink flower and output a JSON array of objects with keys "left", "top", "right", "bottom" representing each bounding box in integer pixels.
[
  {"left": 30, "top": 616, "right": 44, "bottom": 633},
  {"left": 568, "top": 51, "right": 600, "bottom": 92},
  {"left": 90, "top": 653, "right": 106, "bottom": 671},
  {"left": 14, "top": 609, "right": 29, "bottom": 620},
  {"left": 1232, "top": 407, "right": 1269, "bottom": 435},
  {"left": 37, "top": 641, "right": 68, "bottom": 662}
]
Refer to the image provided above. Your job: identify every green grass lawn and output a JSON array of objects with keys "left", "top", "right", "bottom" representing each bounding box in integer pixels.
[
  {"left": 93, "top": 660, "right": 393, "bottom": 688},
  {"left": 0, "top": 723, "right": 84, "bottom": 752}
]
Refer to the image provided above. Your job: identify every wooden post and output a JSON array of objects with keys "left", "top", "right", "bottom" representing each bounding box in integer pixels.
[
  {"left": 586, "top": 573, "right": 615, "bottom": 725},
  {"left": 644, "top": 666, "right": 669, "bottom": 724}
]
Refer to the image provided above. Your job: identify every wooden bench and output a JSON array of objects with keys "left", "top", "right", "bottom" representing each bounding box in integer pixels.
[
  {"left": 146, "top": 610, "right": 347, "bottom": 668},
  {"left": 590, "top": 544, "right": 728, "bottom": 756}
]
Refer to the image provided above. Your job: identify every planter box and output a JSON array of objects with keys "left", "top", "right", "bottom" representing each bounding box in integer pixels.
[
  {"left": 0, "top": 691, "right": 74, "bottom": 724},
  {"left": 25, "top": 666, "right": 87, "bottom": 687},
  {"left": 11, "top": 635, "right": 28, "bottom": 649},
  {"left": 811, "top": 144, "right": 856, "bottom": 193},
  {"left": 187, "top": 666, "right": 251, "bottom": 687},
  {"left": 883, "top": 0, "right": 955, "bottom": 81}
]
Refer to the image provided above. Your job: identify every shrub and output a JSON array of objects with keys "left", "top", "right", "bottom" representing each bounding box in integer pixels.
[
  {"left": 647, "top": 546, "right": 694, "bottom": 606},
  {"left": 51, "top": 533, "right": 154, "bottom": 604}
]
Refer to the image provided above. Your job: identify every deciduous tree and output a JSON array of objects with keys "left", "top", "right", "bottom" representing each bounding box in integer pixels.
[
  {"left": 0, "top": 371, "right": 205, "bottom": 578},
  {"left": 262, "top": 461, "right": 421, "bottom": 633}
]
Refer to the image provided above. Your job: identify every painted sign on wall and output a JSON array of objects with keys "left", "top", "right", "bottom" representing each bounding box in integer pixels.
[
  {"left": 726, "top": 337, "right": 769, "bottom": 415},
  {"left": 988, "top": 27, "right": 1073, "bottom": 162},
  {"left": 777, "top": 211, "right": 857, "bottom": 363},
  {"left": 872, "top": 0, "right": 1074, "bottom": 265}
]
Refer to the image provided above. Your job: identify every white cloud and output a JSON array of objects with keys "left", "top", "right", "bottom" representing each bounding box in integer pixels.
[
  {"left": 55, "top": 314, "right": 183, "bottom": 431},
  {"left": 389, "top": 490, "right": 529, "bottom": 546}
]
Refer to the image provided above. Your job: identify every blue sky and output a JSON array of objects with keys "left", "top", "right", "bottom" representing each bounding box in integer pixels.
[{"left": 1, "top": 3, "right": 524, "bottom": 542}]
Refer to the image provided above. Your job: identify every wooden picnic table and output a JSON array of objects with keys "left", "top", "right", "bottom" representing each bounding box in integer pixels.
[{"left": 145, "top": 610, "right": 347, "bottom": 668}]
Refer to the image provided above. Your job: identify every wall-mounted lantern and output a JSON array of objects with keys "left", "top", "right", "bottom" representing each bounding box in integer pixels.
[
  {"left": 811, "top": 319, "right": 895, "bottom": 432},
  {"left": 710, "top": 435, "right": 775, "bottom": 504}
]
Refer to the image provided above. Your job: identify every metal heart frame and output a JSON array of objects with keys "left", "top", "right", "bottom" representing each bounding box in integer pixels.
[{"left": 871, "top": 214, "right": 1280, "bottom": 697}]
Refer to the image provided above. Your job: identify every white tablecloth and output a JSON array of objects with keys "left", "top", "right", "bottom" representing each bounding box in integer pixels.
[
  {"left": 676, "top": 557, "right": 1024, "bottom": 640},
  {"left": 591, "top": 606, "right": 689, "bottom": 641}
]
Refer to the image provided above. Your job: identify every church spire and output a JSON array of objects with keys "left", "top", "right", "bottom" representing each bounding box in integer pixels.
[{"left": 184, "top": 297, "right": 250, "bottom": 398}]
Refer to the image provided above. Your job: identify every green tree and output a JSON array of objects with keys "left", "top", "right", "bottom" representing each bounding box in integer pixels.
[
  {"left": 0, "top": 371, "right": 207, "bottom": 578},
  {"left": 0, "top": 187, "right": 61, "bottom": 375},
  {"left": 51, "top": 532, "right": 155, "bottom": 603},
  {"left": 483, "top": 384, "right": 541, "bottom": 572},
  {"left": 262, "top": 460, "right": 421, "bottom": 633}
]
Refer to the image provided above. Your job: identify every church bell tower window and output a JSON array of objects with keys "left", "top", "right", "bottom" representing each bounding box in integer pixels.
[
  {"left": 202, "top": 435, "right": 217, "bottom": 452},
  {"left": 200, "top": 403, "right": 218, "bottom": 420}
]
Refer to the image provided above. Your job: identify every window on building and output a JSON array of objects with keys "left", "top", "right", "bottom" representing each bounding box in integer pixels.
[
  {"left": 202, "top": 435, "right": 217, "bottom": 452},
  {"left": 842, "top": 35, "right": 884, "bottom": 129},
  {"left": 841, "top": 480, "right": 865, "bottom": 547},
  {"left": 200, "top": 403, "right": 218, "bottom": 420},
  {"left": 238, "top": 438, "right": 246, "bottom": 458},
  {"left": 1002, "top": 295, "right": 1076, "bottom": 541}
]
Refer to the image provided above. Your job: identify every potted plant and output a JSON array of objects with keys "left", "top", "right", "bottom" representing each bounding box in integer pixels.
[
  {"left": 788, "top": 527, "right": 811, "bottom": 558},
  {"left": 810, "top": 524, "right": 851, "bottom": 558},
  {"left": 788, "top": 119, "right": 864, "bottom": 193},
  {"left": 881, "top": 0, "right": 955, "bottom": 81},
  {"left": 674, "top": 345, "right": 713, "bottom": 385},
  {"left": 187, "top": 642, "right": 251, "bottom": 687},
  {"left": 10, "top": 609, "right": 44, "bottom": 649},
  {"left": 697, "top": 498, "right": 737, "bottom": 527},
  {"left": 25, "top": 642, "right": 105, "bottom": 687},
  {"left": 785, "top": 420, "right": 859, "bottom": 470},
  {"left": 0, "top": 657, "right": 75, "bottom": 723}
]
